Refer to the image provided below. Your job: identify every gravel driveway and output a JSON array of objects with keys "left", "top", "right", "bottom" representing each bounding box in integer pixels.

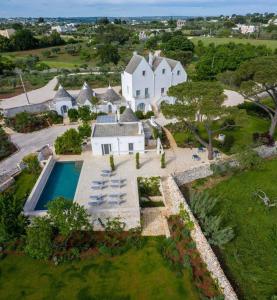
[{"left": 0, "top": 125, "right": 77, "bottom": 175}]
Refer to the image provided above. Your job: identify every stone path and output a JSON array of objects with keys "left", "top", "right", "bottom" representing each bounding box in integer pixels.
[{"left": 141, "top": 207, "right": 170, "bottom": 237}]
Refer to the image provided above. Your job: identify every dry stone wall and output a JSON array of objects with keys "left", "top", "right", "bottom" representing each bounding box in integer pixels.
[{"left": 167, "top": 175, "right": 238, "bottom": 300}]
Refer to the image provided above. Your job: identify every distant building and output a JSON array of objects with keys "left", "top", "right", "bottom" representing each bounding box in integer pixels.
[
  {"left": 51, "top": 24, "right": 76, "bottom": 34},
  {"left": 121, "top": 51, "right": 187, "bottom": 112},
  {"left": 138, "top": 31, "right": 148, "bottom": 41},
  {"left": 176, "top": 19, "right": 186, "bottom": 29},
  {"left": 234, "top": 24, "right": 257, "bottom": 35},
  {"left": 0, "top": 28, "right": 15, "bottom": 39}
]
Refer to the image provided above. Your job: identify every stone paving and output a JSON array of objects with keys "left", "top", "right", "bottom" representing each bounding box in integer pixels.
[{"left": 141, "top": 207, "right": 170, "bottom": 237}]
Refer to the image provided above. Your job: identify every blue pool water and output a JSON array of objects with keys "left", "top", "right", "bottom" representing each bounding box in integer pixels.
[{"left": 35, "top": 161, "right": 83, "bottom": 211}]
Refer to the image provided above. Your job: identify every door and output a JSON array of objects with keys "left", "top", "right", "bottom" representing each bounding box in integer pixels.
[
  {"left": 128, "top": 143, "right": 134, "bottom": 154},
  {"left": 101, "top": 144, "right": 111, "bottom": 155}
]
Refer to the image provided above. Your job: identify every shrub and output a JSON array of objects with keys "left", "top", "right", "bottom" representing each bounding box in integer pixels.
[
  {"left": 0, "top": 125, "right": 17, "bottom": 161},
  {"left": 145, "top": 111, "right": 155, "bottom": 119},
  {"left": 138, "top": 177, "right": 161, "bottom": 197},
  {"left": 119, "top": 106, "right": 126, "bottom": 114},
  {"left": 110, "top": 155, "right": 115, "bottom": 171},
  {"left": 78, "top": 106, "right": 91, "bottom": 122},
  {"left": 78, "top": 123, "right": 92, "bottom": 139},
  {"left": 161, "top": 152, "right": 165, "bottom": 168},
  {"left": 54, "top": 128, "right": 82, "bottom": 154},
  {"left": 235, "top": 147, "right": 263, "bottom": 171},
  {"left": 67, "top": 108, "right": 79, "bottom": 122},
  {"left": 135, "top": 152, "right": 140, "bottom": 169},
  {"left": 45, "top": 110, "right": 63, "bottom": 124},
  {"left": 22, "top": 154, "right": 41, "bottom": 174},
  {"left": 25, "top": 217, "right": 53, "bottom": 260},
  {"left": 134, "top": 110, "right": 144, "bottom": 119},
  {"left": 0, "top": 192, "right": 28, "bottom": 242}
]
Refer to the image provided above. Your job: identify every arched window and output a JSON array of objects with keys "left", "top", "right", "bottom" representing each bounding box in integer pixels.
[
  {"left": 61, "top": 105, "right": 68, "bottom": 115},
  {"left": 108, "top": 104, "right": 113, "bottom": 113}
]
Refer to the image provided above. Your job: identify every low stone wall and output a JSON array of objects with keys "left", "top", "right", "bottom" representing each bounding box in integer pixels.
[
  {"left": 24, "top": 156, "right": 55, "bottom": 213},
  {"left": 0, "top": 176, "right": 15, "bottom": 192},
  {"left": 174, "top": 163, "right": 212, "bottom": 186},
  {"left": 3, "top": 101, "right": 51, "bottom": 118},
  {"left": 167, "top": 175, "right": 238, "bottom": 300},
  {"left": 174, "top": 143, "right": 277, "bottom": 186}
]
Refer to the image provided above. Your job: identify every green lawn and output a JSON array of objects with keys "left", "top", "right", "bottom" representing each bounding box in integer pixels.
[
  {"left": 190, "top": 158, "right": 277, "bottom": 300},
  {"left": 191, "top": 36, "right": 277, "bottom": 50},
  {"left": 168, "top": 112, "right": 272, "bottom": 154},
  {"left": 0, "top": 238, "right": 200, "bottom": 300}
]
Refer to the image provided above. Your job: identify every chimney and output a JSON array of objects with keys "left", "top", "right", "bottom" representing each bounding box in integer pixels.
[
  {"left": 149, "top": 52, "right": 154, "bottom": 67},
  {"left": 154, "top": 50, "right": 161, "bottom": 57},
  {"left": 117, "top": 109, "right": 120, "bottom": 122},
  {"left": 138, "top": 122, "right": 143, "bottom": 134},
  {"left": 133, "top": 51, "right": 137, "bottom": 56}
]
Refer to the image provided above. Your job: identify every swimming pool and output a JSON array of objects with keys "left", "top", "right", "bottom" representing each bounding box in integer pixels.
[{"left": 35, "top": 161, "right": 83, "bottom": 211}]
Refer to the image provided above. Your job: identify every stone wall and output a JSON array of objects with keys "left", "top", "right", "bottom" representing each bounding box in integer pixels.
[
  {"left": 174, "top": 143, "right": 277, "bottom": 186},
  {"left": 174, "top": 163, "right": 213, "bottom": 186},
  {"left": 24, "top": 156, "right": 55, "bottom": 213},
  {"left": 167, "top": 175, "right": 238, "bottom": 300},
  {"left": 3, "top": 101, "right": 51, "bottom": 118},
  {"left": 0, "top": 177, "right": 15, "bottom": 192}
]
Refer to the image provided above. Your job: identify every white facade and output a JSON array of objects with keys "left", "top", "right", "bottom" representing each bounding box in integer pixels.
[
  {"left": 91, "top": 134, "right": 145, "bottom": 156},
  {"left": 121, "top": 52, "right": 187, "bottom": 112},
  {"left": 91, "top": 108, "right": 145, "bottom": 156},
  {"left": 235, "top": 24, "right": 257, "bottom": 34}
]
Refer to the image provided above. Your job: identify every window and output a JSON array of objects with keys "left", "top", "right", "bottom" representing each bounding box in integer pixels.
[
  {"left": 162, "top": 68, "right": 166, "bottom": 74},
  {"left": 161, "top": 88, "right": 165, "bottom": 95},
  {"left": 145, "top": 88, "right": 149, "bottom": 97},
  {"left": 142, "top": 70, "right": 146, "bottom": 76},
  {"left": 136, "top": 90, "right": 140, "bottom": 97},
  {"left": 177, "top": 70, "right": 180, "bottom": 76}
]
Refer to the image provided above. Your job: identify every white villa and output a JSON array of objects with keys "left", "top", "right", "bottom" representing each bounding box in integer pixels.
[
  {"left": 51, "top": 83, "right": 121, "bottom": 116},
  {"left": 121, "top": 51, "right": 187, "bottom": 112},
  {"left": 91, "top": 108, "right": 145, "bottom": 155}
]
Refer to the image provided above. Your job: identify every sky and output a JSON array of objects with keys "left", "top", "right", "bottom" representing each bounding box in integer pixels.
[{"left": 0, "top": 0, "right": 276, "bottom": 18}]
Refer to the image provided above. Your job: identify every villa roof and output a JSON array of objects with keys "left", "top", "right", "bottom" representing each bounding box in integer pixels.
[
  {"left": 95, "top": 86, "right": 121, "bottom": 103},
  {"left": 125, "top": 53, "right": 180, "bottom": 74},
  {"left": 125, "top": 54, "right": 144, "bottom": 74},
  {"left": 120, "top": 108, "right": 139, "bottom": 123},
  {"left": 53, "top": 84, "right": 74, "bottom": 102},
  {"left": 93, "top": 123, "right": 140, "bottom": 137},
  {"left": 165, "top": 57, "right": 179, "bottom": 70},
  {"left": 76, "top": 82, "right": 94, "bottom": 105}
]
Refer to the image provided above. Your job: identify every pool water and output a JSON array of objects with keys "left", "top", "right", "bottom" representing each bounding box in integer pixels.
[{"left": 35, "top": 161, "right": 83, "bottom": 211}]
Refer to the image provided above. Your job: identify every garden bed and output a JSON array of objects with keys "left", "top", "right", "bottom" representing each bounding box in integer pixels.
[{"left": 137, "top": 177, "right": 164, "bottom": 208}]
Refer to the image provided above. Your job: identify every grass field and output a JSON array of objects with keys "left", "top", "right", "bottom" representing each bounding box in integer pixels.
[
  {"left": 0, "top": 238, "right": 200, "bottom": 300},
  {"left": 189, "top": 158, "right": 277, "bottom": 300},
  {"left": 191, "top": 36, "right": 277, "bottom": 50}
]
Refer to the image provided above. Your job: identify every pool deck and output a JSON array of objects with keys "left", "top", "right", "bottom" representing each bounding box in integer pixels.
[{"left": 55, "top": 145, "right": 214, "bottom": 230}]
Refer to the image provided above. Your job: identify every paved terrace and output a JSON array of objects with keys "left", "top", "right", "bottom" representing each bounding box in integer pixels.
[{"left": 56, "top": 146, "right": 215, "bottom": 230}]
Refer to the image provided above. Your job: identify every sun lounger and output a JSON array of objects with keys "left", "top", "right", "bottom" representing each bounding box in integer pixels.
[
  {"left": 92, "top": 180, "right": 108, "bottom": 185},
  {"left": 111, "top": 179, "right": 126, "bottom": 184},
  {"left": 109, "top": 193, "right": 126, "bottom": 198},
  {"left": 90, "top": 195, "right": 106, "bottom": 200},
  {"left": 91, "top": 185, "right": 107, "bottom": 190},
  {"left": 110, "top": 183, "right": 125, "bottom": 188},
  {"left": 102, "top": 170, "right": 112, "bottom": 174},
  {"left": 89, "top": 200, "right": 105, "bottom": 206}
]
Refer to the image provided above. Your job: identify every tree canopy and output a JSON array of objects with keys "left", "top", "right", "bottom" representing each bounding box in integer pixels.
[
  {"left": 54, "top": 128, "right": 82, "bottom": 154},
  {"left": 163, "top": 81, "right": 232, "bottom": 159},
  {"left": 221, "top": 56, "right": 277, "bottom": 137}
]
